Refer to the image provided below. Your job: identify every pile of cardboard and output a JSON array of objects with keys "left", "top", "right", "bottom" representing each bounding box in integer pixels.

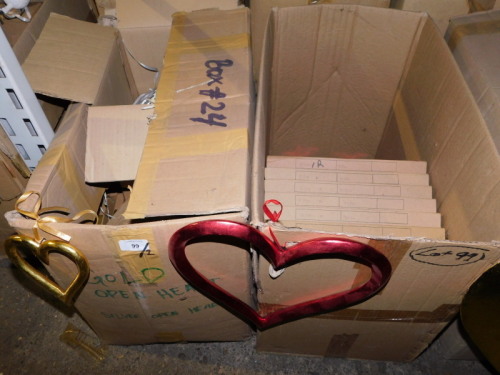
[
  {"left": 2, "top": 0, "right": 499, "bottom": 364},
  {"left": 264, "top": 155, "right": 445, "bottom": 239}
]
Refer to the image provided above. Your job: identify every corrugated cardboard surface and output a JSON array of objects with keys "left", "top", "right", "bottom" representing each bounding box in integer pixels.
[
  {"left": 251, "top": 5, "right": 500, "bottom": 361},
  {"left": 124, "top": 8, "right": 254, "bottom": 219},
  {"left": 267, "top": 6, "right": 419, "bottom": 159},
  {"left": 116, "top": 0, "right": 240, "bottom": 94},
  {"left": 0, "top": 152, "right": 27, "bottom": 253},
  {"left": 7, "top": 103, "right": 253, "bottom": 344},
  {"left": 3, "top": 0, "right": 95, "bottom": 63},
  {"left": 250, "top": 0, "right": 390, "bottom": 80},
  {"left": 468, "top": 0, "right": 500, "bottom": 11},
  {"left": 22, "top": 13, "right": 135, "bottom": 105},
  {"left": 255, "top": 228, "right": 498, "bottom": 360},
  {"left": 257, "top": 319, "right": 448, "bottom": 361},
  {"left": 446, "top": 10, "right": 500, "bottom": 154},
  {"left": 391, "top": 0, "right": 470, "bottom": 35},
  {"left": 85, "top": 105, "right": 153, "bottom": 183}
]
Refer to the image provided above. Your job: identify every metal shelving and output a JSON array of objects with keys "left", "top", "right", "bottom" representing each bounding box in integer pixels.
[{"left": 0, "top": 26, "right": 53, "bottom": 170}]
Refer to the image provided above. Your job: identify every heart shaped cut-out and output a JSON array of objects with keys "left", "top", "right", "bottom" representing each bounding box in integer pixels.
[
  {"left": 169, "top": 220, "right": 392, "bottom": 330},
  {"left": 5, "top": 235, "right": 90, "bottom": 305}
]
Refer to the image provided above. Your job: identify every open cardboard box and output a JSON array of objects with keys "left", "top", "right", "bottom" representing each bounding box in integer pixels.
[
  {"left": 5, "top": 7, "right": 255, "bottom": 344},
  {"left": 251, "top": 5, "right": 500, "bottom": 361}
]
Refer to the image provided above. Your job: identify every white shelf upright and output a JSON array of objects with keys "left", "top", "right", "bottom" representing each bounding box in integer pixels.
[{"left": 0, "top": 26, "right": 53, "bottom": 170}]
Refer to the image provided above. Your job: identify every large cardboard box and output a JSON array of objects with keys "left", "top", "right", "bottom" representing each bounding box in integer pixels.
[
  {"left": 5, "top": 8, "right": 254, "bottom": 345},
  {"left": 251, "top": 5, "right": 500, "bottom": 361},
  {"left": 445, "top": 10, "right": 500, "bottom": 153},
  {"left": 6, "top": 103, "right": 253, "bottom": 344}
]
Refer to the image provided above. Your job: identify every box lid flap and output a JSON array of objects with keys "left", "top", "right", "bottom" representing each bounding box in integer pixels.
[
  {"left": 85, "top": 105, "right": 153, "bottom": 183},
  {"left": 22, "top": 13, "right": 117, "bottom": 104}
]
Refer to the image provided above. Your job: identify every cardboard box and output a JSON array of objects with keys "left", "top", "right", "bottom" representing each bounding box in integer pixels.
[
  {"left": 5, "top": 8, "right": 254, "bottom": 345},
  {"left": 124, "top": 8, "right": 254, "bottom": 219},
  {"left": 251, "top": 5, "right": 500, "bottom": 361},
  {"left": 85, "top": 105, "right": 153, "bottom": 183},
  {"left": 250, "top": 0, "right": 390, "bottom": 79},
  {"left": 445, "top": 10, "right": 500, "bottom": 153},
  {"left": 22, "top": 13, "right": 136, "bottom": 106},
  {"left": 0, "top": 0, "right": 94, "bottom": 242},
  {"left": 390, "top": 0, "right": 470, "bottom": 35},
  {"left": 6, "top": 103, "right": 253, "bottom": 344},
  {"left": 115, "top": 0, "right": 240, "bottom": 94}
]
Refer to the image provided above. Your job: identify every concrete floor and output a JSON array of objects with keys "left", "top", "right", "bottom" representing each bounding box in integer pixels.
[{"left": 0, "top": 255, "right": 496, "bottom": 375}]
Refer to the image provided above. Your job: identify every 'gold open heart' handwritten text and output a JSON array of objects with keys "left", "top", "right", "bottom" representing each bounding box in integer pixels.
[
  {"left": 5, "top": 235, "right": 90, "bottom": 305},
  {"left": 169, "top": 220, "right": 392, "bottom": 330}
]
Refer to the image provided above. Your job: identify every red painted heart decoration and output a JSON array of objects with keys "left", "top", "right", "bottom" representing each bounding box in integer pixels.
[{"left": 169, "top": 220, "right": 392, "bottom": 330}]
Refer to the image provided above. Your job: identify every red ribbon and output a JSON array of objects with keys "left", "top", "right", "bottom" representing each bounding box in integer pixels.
[{"left": 263, "top": 199, "right": 285, "bottom": 249}]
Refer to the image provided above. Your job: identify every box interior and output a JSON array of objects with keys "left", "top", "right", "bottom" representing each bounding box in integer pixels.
[{"left": 252, "top": 5, "right": 500, "bottom": 243}]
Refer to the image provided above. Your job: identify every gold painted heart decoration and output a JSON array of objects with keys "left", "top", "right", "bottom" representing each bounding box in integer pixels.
[{"left": 5, "top": 235, "right": 90, "bottom": 305}]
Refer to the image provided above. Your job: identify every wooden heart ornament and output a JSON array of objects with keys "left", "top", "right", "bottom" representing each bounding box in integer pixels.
[
  {"left": 169, "top": 220, "right": 392, "bottom": 330},
  {"left": 5, "top": 235, "right": 90, "bottom": 305}
]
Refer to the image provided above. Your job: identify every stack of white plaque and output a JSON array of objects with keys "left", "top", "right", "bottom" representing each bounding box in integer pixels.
[{"left": 265, "top": 156, "right": 446, "bottom": 239}]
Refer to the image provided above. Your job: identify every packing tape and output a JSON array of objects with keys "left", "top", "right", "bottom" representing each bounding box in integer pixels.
[
  {"left": 259, "top": 303, "right": 459, "bottom": 323},
  {"left": 448, "top": 19, "right": 500, "bottom": 51},
  {"left": 153, "top": 128, "right": 248, "bottom": 160}
]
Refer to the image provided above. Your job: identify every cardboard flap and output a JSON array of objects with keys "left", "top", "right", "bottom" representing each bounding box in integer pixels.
[
  {"left": 22, "top": 13, "right": 117, "bottom": 104},
  {"left": 268, "top": 5, "right": 423, "bottom": 158},
  {"left": 124, "top": 8, "right": 253, "bottom": 219},
  {"left": 85, "top": 105, "right": 153, "bottom": 183},
  {"left": 446, "top": 10, "right": 500, "bottom": 152},
  {"left": 18, "top": 103, "right": 104, "bottom": 215}
]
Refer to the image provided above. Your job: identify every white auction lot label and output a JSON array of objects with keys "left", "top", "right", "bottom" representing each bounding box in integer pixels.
[{"left": 118, "top": 239, "right": 149, "bottom": 251}]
